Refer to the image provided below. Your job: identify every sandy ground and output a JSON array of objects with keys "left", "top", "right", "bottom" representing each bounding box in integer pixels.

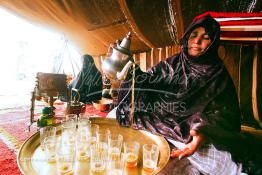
[{"left": 0, "top": 78, "right": 34, "bottom": 110}]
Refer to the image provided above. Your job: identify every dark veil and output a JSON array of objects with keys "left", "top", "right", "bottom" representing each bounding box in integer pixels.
[
  {"left": 70, "top": 54, "right": 102, "bottom": 103},
  {"left": 116, "top": 15, "right": 243, "bottom": 156}
]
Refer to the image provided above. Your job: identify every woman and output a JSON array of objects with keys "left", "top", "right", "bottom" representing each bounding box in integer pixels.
[
  {"left": 116, "top": 15, "right": 261, "bottom": 174},
  {"left": 70, "top": 54, "right": 102, "bottom": 103}
]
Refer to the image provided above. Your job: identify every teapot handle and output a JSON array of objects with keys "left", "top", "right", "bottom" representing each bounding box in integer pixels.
[{"left": 71, "top": 88, "right": 80, "bottom": 102}]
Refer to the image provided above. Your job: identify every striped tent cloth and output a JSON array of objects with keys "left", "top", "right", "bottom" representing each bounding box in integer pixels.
[{"left": 194, "top": 12, "right": 262, "bottom": 39}]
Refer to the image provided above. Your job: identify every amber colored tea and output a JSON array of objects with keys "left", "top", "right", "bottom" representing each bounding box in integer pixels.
[{"left": 125, "top": 153, "right": 138, "bottom": 168}]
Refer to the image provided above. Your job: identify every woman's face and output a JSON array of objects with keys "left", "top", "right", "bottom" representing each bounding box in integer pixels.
[{"left": 187, "top": 27, "right": 212, "bottom": 57}]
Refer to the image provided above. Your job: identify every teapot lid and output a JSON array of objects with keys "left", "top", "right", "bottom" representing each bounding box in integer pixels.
[{"left": 113, "top": 32, "right": 132, "bottom": 56}]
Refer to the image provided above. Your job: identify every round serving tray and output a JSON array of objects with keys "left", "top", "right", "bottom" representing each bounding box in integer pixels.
[{"left": 18, "top": 118, "right": 170, "bottom": 175}]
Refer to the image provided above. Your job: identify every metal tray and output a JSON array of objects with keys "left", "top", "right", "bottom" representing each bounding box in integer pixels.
[{"left": 18, "top": 118, "right": 170, "bottom": 175}]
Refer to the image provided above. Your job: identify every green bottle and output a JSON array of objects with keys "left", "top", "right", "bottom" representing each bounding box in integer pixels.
[{"left": 37, "top": 106, "right": 54, "bottom": 127}]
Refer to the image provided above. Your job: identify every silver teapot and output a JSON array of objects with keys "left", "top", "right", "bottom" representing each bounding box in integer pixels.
[{"left": 101, "top": 32, "right": 134, "bottom": 80}]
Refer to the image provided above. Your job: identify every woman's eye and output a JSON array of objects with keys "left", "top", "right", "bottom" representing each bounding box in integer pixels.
[
  {"left": 189, "top": 34, "right": 197, "bottom": 38},
  {"left": 203, "top": 35, "right": 210, "bottom": 40}
]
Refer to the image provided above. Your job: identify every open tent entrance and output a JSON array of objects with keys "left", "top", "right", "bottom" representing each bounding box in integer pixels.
[{"left": 0, "top": 8, "right": 81, "bottom": 110}]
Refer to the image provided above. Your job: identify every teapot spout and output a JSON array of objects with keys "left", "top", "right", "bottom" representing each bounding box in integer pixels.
[{"left": 116, "top": 60, "right": 133, "bottom": 80}]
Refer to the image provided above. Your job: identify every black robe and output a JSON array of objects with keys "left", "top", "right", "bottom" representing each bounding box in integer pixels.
[
  {"left": 70, "top": 55, "right": 102, "bottom": 103},
  {"left": 116, "top": 15, "right": 262, "bottom": 170}
]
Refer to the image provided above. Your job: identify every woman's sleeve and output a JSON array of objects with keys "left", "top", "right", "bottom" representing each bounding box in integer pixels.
[
  {"left": 116, "top": 65, "right": 152, "bottom": 127},
  {"left": 191, "top": 77, "right": 241, "bottom": 146},
  {"left": 116, "top": 60, "right": 172, "bottom": 126}
]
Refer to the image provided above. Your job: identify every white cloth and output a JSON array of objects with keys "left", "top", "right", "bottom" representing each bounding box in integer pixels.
[
  {"left": 106, "top": 107, "right": 117, "bottom": 118},
  {"left": 168, "top": 139, "right": 243, "bottom": 175}
]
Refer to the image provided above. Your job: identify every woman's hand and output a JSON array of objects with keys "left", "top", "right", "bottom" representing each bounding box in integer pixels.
[{"left": 170, "top": 130, "right": 205, "bottom": 159}]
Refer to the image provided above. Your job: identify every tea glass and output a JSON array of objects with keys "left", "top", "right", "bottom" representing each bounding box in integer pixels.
[
  {"left": 124, "top": 141, "right": 140, "bottom": 168},
  {"left": 56, "top": 147, "right": 76, "bottom": 175},
  {"left": 76, "top": 137, "right": 90, "bottom": 161},
  {"left": 142, "top": 144, "right": 159, "bottom": 173},
  {"left": 107, "top": 155, "right": 125, "bottom": 175},
  {"left": 108, "top": 134, "right": 123, "bottom": 161},
  {"left": 87, "top": 124, "right": 99, "bottom": 146},
  {"left": 78, "top": 118, "right": 91, "bottom": 129},
  {"left": 90, "top": 142, "right": 108, "bottom": 175},
  {"left": 61, "top": 119, "right": 76, "bottom": 146},
  {"left": 79, "top": 112, "right": 93, "bottom": 120},
  {"left": 97, "top": 128, "right": 111, "bottom": 146},
  {"left": 44, "top": 136, "right": 57, "bottom": 163},
  {"left": 39, "top": 126, "right": 56, "bottom": 151},
  {"left": 77, "top": 118, "right": 91, "bottom": 141}
]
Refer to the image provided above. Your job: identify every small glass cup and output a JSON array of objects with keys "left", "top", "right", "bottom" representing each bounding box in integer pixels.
[
  {"left": 79, "top": 112, "right": 92, "bottom": 120},
  {"left": 124, "top": 141, "right": 140, "bottom": 168},
  {"left": 77, "top": 118, "right": 91, "bottom": 141},
  {"left": 39, "top": 126, "right": 56, "bottom": 151},
  {"left": 90, "top": 142, "right": 108, "bottom": 175},
  {"left": 108, "top": 134, "right": 123, "bottom": 161},
  {"left": 76, "top": 138, "right": 90, "bottom": 161},
  {"left": 87, "top": 124, "right": 99, "bottom": 146},
  {"left": 61, "top": 119, "right": 76, "bottom": 146},
  {"left": 142, "top": 144, "right": 159, "bottom": 173},
  {"left": 44, "top": 136, "right": 57, "bottom": 163},
  {"left": 107, "top": 155, "right": 125, "bottom": 175},
  {"left": 78, "top": 118, "right": 91, "bottom": 129},
  {"left": 97, "top": 129, "right": 111, "bottom": 146},
  {"left": 77, "top": 126, "right": 89, "bottom": 142},
  {"left": 56, "top": 148, "right": 75, "bottom": 175}
]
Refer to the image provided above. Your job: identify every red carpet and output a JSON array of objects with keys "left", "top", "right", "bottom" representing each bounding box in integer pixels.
[
  {"left": 0, "top": 107, "right": 35, "bottom": 175},
  {"left": 0, "top": 141, "right": 21, "bottom": 175},
  {"left": 0, "top": 102, "right": 108, "bottom": 175}
]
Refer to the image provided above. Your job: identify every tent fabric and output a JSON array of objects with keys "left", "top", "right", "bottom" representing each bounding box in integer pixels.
[
  {"left": 0, "top": 0, "right": 150, "bottom": 56},
  {"left": 1, "top": 1, "right": 260, "bottom": 58},
  {"left": 0, "top": 0, "right": 177, "bottom": 56}
]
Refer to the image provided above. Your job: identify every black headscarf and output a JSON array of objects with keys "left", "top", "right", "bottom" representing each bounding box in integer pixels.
[
  {"left": 117, "top": 15, "right": 241, "bottom": 147},
  {"left": 71, "top": 54, "right": 102, "bottom": 103}
]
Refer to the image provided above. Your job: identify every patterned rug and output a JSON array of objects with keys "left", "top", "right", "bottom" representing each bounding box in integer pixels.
[{"left": 0, "top": 102, "right": 108, "bottom": 175}]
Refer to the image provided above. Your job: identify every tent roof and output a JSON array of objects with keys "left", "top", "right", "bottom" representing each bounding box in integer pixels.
[{"left": 0, "top": 0, "right": 261, "bottom": 56}]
